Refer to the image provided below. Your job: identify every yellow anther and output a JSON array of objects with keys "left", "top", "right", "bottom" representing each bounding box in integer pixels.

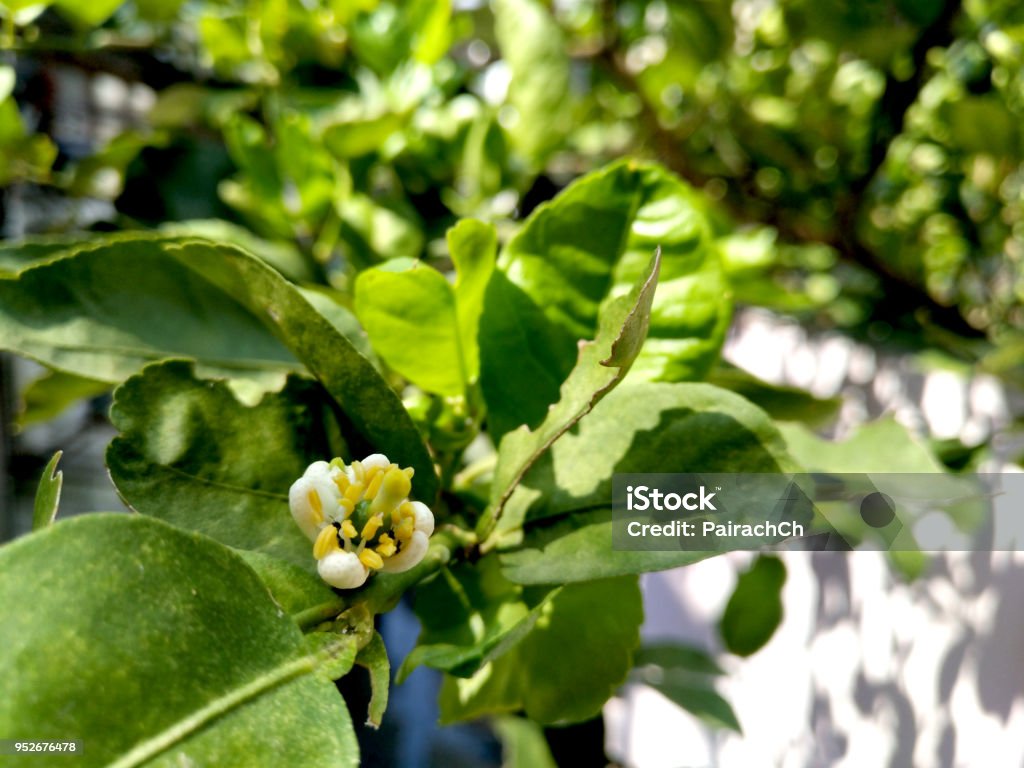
[
  {"left": 350, "top": 461, "right": 365, "bottom": 483},
  {"left": 376, "top": 534, "right": 397, "bottom": 558},
  {"left": 364, "top": 470, "right": 385, "bottom": 501},
  {"left": 395, "top": 518, "right": 414, "bottom": 541},
  {"left": 333, "top": 473, "right": 350, "bottom": 494},
  {"left": 338, "top": 498, "right": 355, "bottom": 517},
  {"left": 370, "top": 467, "right": 411, "bottom": 515},
  {"left": 341, "top": 520, "right": 357, "bottom": 539},
  {"left": 313, "top": 525, "right": 341, "bottom": 560},
  {"left": 344, "top": 483, "right": 365, "bottom": 505},
  {"left": 306, "top": 490, "right": 324, "bottom": 526},
  {"left": 361, "top": 515, "right": 383, "bottom": 540},
  {"left": 358, "top": 548, "right": 384, "bottom": 570},
  {"left": 403, "top": 467, "right": 415, "bottom": 480}
]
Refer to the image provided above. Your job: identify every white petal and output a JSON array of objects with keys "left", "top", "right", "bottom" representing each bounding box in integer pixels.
[
  {"left": 408, "top": 501, "right": 435, "bottom": 537},
  {"left": 318, "top": 550, "right": 369, "bottom": 589},
  {"left": 289, "top": 462, "right": 343, "bottom": 540},
  {"left": 360, "top": 453, "right": 391, "bottom": 471},
  {"left": 380, "top": 531, "right": 429, "bottom": 573}
]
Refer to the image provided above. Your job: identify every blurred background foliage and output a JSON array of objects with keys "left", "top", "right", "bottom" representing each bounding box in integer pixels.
[{"left": 2, "top": 0, "right": 1022, "bottom": 385}]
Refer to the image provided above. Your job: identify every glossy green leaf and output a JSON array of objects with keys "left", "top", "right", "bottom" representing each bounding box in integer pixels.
[
  {"left": 0, "top": 235, "right": 434, "bottom": 494},
  {"left": 477, "top": 272, "right": 578, "bottom": 438},
  {"left": 493, "top": 0, "right": 571, "bottom": 165},
  {"left": 439, "top": 576, "right": 642, "bottom": 725},
  {"left": 481, "top": 249, "right": 661, "bottom": 538},
  {"left": 0, "top": 235, "right": 299, "bottom": 389},
  {"left": 719, "top": 555, "right": 786, "bottom": 657},
  {"left": 355, "top": 259, "right": 467, "bottom": 397},
  {"left": 170, "top": 239, "right": 437, "bottom": 498},
  {"left": 480, "top": 160, "right": 731, "bottom": 436},
  {"left": 0, "top": 514, "right": 358, "bottom": 767},
  {"left": 107, "top": 361, "right": 345, "bottom": 572},
  {"left": 398, "top": 556, "right": 554, "bottom": 682},
  {"left": 449, "top": 219, "right": 497, "bottom": 385},
  {"left": 31, "top": 450, "right": 62, "bottom": 530},
  {"left": 495, "top": 382, "right": 796, "bottom": 583}
]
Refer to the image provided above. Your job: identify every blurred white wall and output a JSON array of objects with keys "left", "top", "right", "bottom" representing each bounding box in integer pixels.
[{"left": 606, "top": 309, "right": 1024, "bottom": 768}]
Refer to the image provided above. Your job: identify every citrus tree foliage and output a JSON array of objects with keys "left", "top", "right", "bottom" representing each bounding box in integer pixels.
[{"left": 0, "top": 0, "right": 1013, "bottom": 764}]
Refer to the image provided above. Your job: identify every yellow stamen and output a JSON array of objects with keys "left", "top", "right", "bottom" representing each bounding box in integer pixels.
[
  {"left": 370, "top": 467, "right": 411, "bottom": 515},
  {"left": 361, "top": 515, "right": 383, "bottom": 540},
  {"left": 395, "top": 518, "right": 414, "bottom": 541},
  {"left": 364, "top": 470, "right": 385, "bottom": 501},
  {"left": 350, "top": 461, "right": 364, "bottom": 483},
  {"left": 313, "top": 525, "right": 341, "bottom": 560},
  {"left": 403, "top": 467, "right": 415, "bottom": 480},
  {"left": 358, "top": 548, "right": 384, "bottom": 570},
  {"left": 333, "top": 473, "right": 350, "bottom": 494},
  {"left": 376, "top": 534, "right": 397, "bottom": 558},
  {"left": 344, "top": 483, "right": 365, "bottom": 505},
  {"left": 341, "top": 520, "right": 357, "bottom": 539},
  {"left": 305, "top": 489, "right": 324, "bottom": 525},
  {"left": 338, "top": 498, "right": 355, "bottom": 517}
]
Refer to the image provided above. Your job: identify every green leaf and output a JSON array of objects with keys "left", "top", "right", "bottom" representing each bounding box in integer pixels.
[
  {"left": 630, "top": 643, "right": 740, "bottom": 731},
  {"left": 0, "top": 235, "right": 435, "bottom": 496},
  {"left": 449, "top": 219, "right": 498, "bottom": 386},
  {"left": 235, "top": 551, "right": 345, "bottom": 629},
  {"left": 53, "top": 0, "right": 124, "bottom": 26},
  {"left": 398, "top": 556, "right": 554, "bottom": 682},
  {"left": 107, "top": 361, "right": 346, "bottom": 572},
  {"left": 495, "top": 382, "right": 796, "bottom": 584},
  {"left": 323, "top": 113, "right": 405, "bottom": 158},
  {"left": 480, "top": 160, "right": 731, "bottom": 436},
  {"left": 708, "top": 364, "right": 841, "bottom": 425},
  {"left": 355, "top": 259, "right": 467, "bottom": 397},
  {"left": 0, "top": 514, "right": 358, "bottom": 767},
  {"left": 17, "top": 370, "right": 110, "bottom": 429},
  {"left": 779, "top": 417, "right": 946, "bottom": 473},
  {"left": 0, "top": 235, "right": 299, "bottom": 389},
  {"left": 410, "top": 0, "right": 451, "bottom": 64},
  {"left": 354, "top": 221, "right": 496, "bottom": 398},
  {"left": 643, "top": 680, "right": 741, "bottom": 732},
  {"left": 493, "top": 0, "right": 571, "bottom": 165},
  {"left": 0, "top": 233, "right": 98, "bottom": 273},
  {"left": 493, "top": 716, "right": 558, "bottom": 768},
  {"left": 633, "top": 643, "right": 724, "bottom": 676},
  {"left": 31, "top": 450, "right": 62, "bottom": 530},
  {"left": 159, "top": 219, "right": 321, "bottom": 283},
  {"left": 480, "top": 249, "right": 661, "bottom": 539},
  {"left": 719, "top": 555, "right": 786, "bottom": 657},
  {"left": 477, "top": 272, "right": 577, "bottom": 438},
  {"left": 439, "top": 576, "right": 642, "bottom": 725},
  {"left": 355, "top": 632, "right": 390, "bottom": 728}
]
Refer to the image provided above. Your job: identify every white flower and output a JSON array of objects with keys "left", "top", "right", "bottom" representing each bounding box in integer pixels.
[{"left": 288, "top": 454, "right": 436, "bottom": 590}]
